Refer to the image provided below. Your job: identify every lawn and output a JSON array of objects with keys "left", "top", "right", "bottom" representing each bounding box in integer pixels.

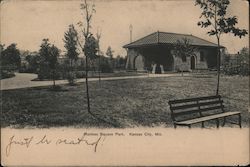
[{"left": 1, "top": 75, "right": 249, "bottom": 128}]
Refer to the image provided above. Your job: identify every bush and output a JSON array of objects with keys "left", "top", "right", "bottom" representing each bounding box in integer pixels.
[
  {"left": 0, "top": 70, "right": 15, "bottom": 79},
  {"left": 223, "top": 64, "right": 249, "bottom": 76},
  {"left": 67, "top": 72, "right": 76, "bottom": 85},
  {"left": 75, "top": 71, "right": 86, "bottom": 78},
  {"left": 100, "top": 62, "right": 113, "bottom": 73}
]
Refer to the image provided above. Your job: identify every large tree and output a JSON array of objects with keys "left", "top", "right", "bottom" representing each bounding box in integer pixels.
[
  {"left": 1, "top": 43, "right": 21, "bottom": 69},
  {"left": 195, "top": 0, "right": 248, "bottom": 95}
]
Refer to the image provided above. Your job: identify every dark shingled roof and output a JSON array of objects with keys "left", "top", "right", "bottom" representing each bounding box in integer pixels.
[{"left": 123, "top": 31, "right": 219, "bottom": 48}]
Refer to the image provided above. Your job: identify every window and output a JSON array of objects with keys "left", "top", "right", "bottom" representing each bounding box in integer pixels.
[
  {"left": 182, "top": 55, "right": 187, "bottom": 62},
  {"left": 200, "top": 51, "right": 205, "bottom": 61}
]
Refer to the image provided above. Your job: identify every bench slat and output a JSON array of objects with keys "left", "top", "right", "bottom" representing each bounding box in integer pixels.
[
  {"left": 173, "top": 105, "right": 224, "bottom": 117},
  {"left": 169, "top": 95, "right": 221, "bottom": 104},
  {"left": 175, "top": 112, "right": 241, "bottom": 125},
  {"left": 170, "top": 100, "right": 223, "bottom": 110}
]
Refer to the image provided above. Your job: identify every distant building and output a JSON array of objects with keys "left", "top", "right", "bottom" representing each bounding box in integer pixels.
[
  {"left": 123, "top": 31, "right": 224, "bottom": 73},
  {"left": 58, "top": 57, "right": 85, "bottom": 66}
]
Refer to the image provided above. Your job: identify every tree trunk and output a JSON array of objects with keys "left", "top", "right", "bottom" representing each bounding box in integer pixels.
[
  {"left": 53, "top": 69, "right": 56, "bottom": 87},
  {"left": 85, "top": 56, "right": 91, "bottom": 113},
  {"left": 98, "top": 56, "right": 101, "bottom": 83},
  {"left": 216, "top": 37, "right": 221, "bottom": 95}
]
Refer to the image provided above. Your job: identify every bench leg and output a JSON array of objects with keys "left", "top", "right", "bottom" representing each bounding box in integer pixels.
[
  {"left": 216, "top": 119, "right": 219, "bottom": 128},
  {"left": 201, "top": 122, "right": 204, "bottom": 128},
  {"left": 222, "top": 117, "right": 226, "bottom": 127},
  {"left": 174, "top": 124, "right": 177, "bottom": 129},
  {"left": 238, "top": 114, "right": 242, "bottom": 128},
  {"left": 188, "top": 125, "right": 191, "bottom": 129}
]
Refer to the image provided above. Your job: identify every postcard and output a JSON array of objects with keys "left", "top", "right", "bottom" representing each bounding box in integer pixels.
[{"left": 1, "top": 0, "right": 249, "bottom": 166}]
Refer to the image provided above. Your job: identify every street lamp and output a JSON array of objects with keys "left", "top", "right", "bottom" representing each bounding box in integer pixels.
[{"left": 129, "top": 24, "right": 133, "bottom": 43}]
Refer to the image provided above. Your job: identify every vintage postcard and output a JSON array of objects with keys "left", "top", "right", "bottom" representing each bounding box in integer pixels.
[{"left": 1, "top": 0, "right": 249, "bottom": 166}]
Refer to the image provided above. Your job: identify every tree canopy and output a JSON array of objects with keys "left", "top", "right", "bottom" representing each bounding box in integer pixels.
[
  {"left": 1, "top": 43, "right": 21, "bottom": 68},
  {"left": 63, "top": 24, "right": 79, "bottom": 62},
  {"left": 195, "top": 0, "right": 248, "bottom": 39},
  {"left": 84, "top": 34, "right": 98, "bottom": 60},
  {"left": 173, "top": 38, "right": 196, "bottom": 59},
  {"left": 106, "top": 46, "right": 114, "bottom": 59}
]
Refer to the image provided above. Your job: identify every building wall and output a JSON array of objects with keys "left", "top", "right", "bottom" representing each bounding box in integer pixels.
[
  {"left": 171, "top": 49, "right": 208, "bottom": 71},
  {"left": 125, "top": 49, "right": 136, "bottom": 69},
  {"left": 126, "top": 47, "right": 216, "bottom": 72},
  {"left": 134, "top": 55, "right": 145, "bottom": 71},
  {"left": 126, "top": 48, "right": 145, "bottom": 70}
]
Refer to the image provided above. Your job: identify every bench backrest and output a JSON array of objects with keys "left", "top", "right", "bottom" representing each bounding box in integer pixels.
[{"left": 168, "top": 95, "right": 225, "bottom": 122}]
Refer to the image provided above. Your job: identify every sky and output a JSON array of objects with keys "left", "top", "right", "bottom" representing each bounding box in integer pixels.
[{"left": 0, "top": 0, "right": 249, "bottom": 57}]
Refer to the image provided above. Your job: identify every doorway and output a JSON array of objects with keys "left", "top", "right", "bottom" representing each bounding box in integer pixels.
[{"left": 190, "top": 56, "right": 196, "bottom": 70}]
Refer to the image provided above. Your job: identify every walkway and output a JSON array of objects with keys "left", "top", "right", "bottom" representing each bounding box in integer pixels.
[{"left": 1, "top": 72, "right": 185, "bottom": 90}]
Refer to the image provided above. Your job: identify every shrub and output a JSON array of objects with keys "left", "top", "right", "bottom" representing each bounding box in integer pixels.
[
  {"left": 0, "top": 70, "right": 15, "bottom": 79},
  {"left": 75, "top": 71, "right": 86, "bottom": 78},
  {"left": 223, "top": 64, "right": 249, "bottom": 76},
  {"left": 100, "top": 61, "right": 113, "bottom": 73},
  {"left": 67, "top": 72, "right": 76, "bottom": 85}
]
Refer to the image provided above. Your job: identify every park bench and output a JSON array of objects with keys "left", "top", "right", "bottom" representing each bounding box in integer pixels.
[{"left": 168, "top": 95, "right": 241, "bottom": 128}]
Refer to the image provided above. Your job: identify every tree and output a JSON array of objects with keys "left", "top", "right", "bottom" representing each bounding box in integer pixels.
[
  {"left": 1, "top": 43, "right": 21, "bottom": 69},
  {"left": 76, "top": 0, "right": 96, "bottom": 115},
  {"left": 237, "top": 47, "right": 249, "bottom": 76},
  {"left": 38, "top": 39, "right": 59, "bottom": 87},
  {"left": 106, "top": 46, "right": 114, "bottom": 69},
  {"left": 238, "top": 47, "right": 249, "bottom": 63},
  {"left": 85, "top": 35, "right": 99, "bottom": 61},
  {"left": 195, "top": 0, "right": 248, "bottom": 95},
  {"left": 172, "top": 38, "right": 196, "bottom": 72},
  {"left": 63, "top": 24, "right": 79, "bottom": 85},
  {"left": 95, "top": 30, "right": 102, "bottom": 82},
  {"left": 63, "top": 24, "right": 79, "bottom": 68},
  {"left": 173, "top": 38, "right": 196, "bottom": 58},
  {"left": 49, "top": 45, "right": 60, "bottom": 87},
  {"left": 0, "top": 44, "right": 4, "bottom": 53},
  {"left": 106, "top": 46, "right": 114, "bottom": 59},
  {"left": 25, "top": 52, "right": 40, "bottom": 73}
]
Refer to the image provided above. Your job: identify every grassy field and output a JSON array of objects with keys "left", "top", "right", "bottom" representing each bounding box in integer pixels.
[{"left": 1, "top": 75, "right": 249, "bottom": 128}]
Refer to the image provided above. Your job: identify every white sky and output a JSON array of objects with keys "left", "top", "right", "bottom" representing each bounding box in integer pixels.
[{"left": 0, "top": 0, "right": 249, "bottom": 57}]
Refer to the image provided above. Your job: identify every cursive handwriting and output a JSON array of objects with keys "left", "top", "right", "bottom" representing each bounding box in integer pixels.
[
  {"left": 36, "top": 135, "right": 52, "bottom": 145},
  {"left": 56, "top": 134, "right": 102, "bottom": 152},
  {"left": 6, "top": 135, "right": 34, "bottom": 157},
  {"left": 5, "top": 134, "right": 104, "bottom": 157}
]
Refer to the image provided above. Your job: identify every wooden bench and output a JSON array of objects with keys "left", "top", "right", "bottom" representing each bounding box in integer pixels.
[{"left": 168, "top": 95, "right": 241, "bottom": 128}]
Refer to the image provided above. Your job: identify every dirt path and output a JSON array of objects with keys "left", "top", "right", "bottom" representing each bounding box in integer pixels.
[{"left": 1, "top": 72, "right": 184, "bottom": 90}]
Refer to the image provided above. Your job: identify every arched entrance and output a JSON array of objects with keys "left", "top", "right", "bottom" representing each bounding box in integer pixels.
[
  {"left": 165, "top": 55, "right": 174, "bottom": 71},
  {"left": 134, "top": 55, "right": 144, "bottom": 71},
  {"left": 190, "top": 56, "right": 196, "bottom": 70}
]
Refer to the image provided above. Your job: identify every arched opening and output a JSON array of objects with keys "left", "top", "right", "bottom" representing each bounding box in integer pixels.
[
  {"left": 165, "top": 55, "right": 174, "bottom": 71},
  {"left": 190, "top": 56, "right": 196, "bottom": 70},
  {"left": 134, "top": 55, "right": 144, "bottom": 71}
]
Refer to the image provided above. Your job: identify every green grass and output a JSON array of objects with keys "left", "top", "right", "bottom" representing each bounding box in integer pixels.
[{"left": 1, "top": 75, "right": 249, "bottom": 128}]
